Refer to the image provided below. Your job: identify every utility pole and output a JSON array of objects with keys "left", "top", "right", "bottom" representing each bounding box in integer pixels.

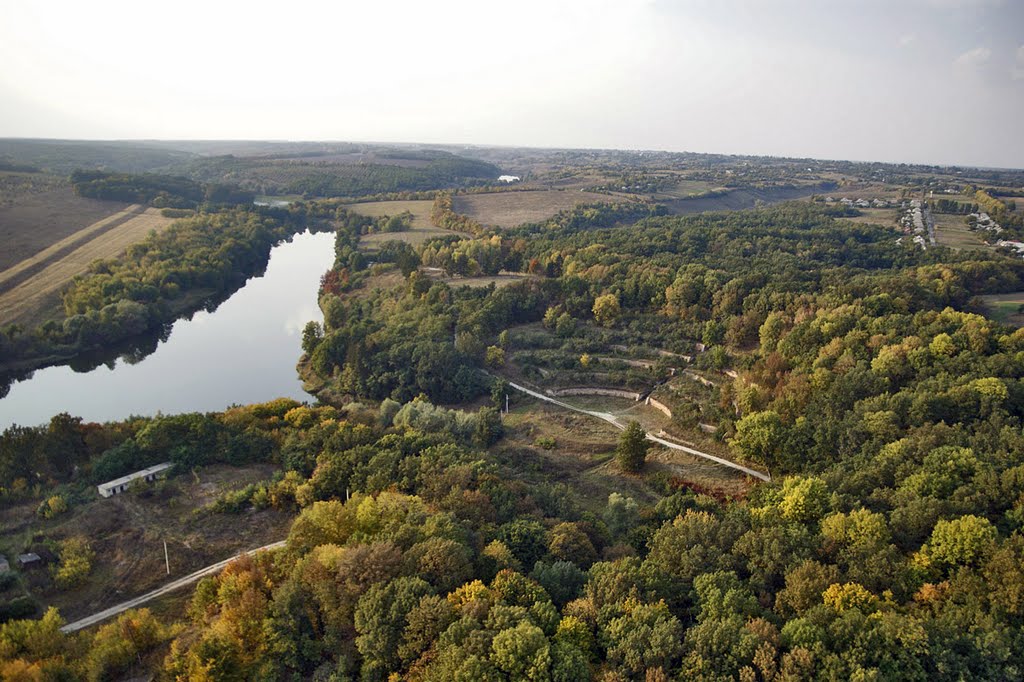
[
  {"left": 164, "top": 541, "right": 170, "bottom": 575},
  {"left": 505, "top": 394, "right": 509, "bottom": 414}
]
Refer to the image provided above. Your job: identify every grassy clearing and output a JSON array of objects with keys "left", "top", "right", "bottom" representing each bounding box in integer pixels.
[
  {"left": 933, "top": 213, "right": 989, "bottom": 251},
  {"left": 839, "top": 207, "right": 899, "bottom": 228},
  {"left": 347, "top": 200, "right": 435, "bottom": 228},
  {"left": 981, "top": 291, "right": 1024, "bottom": 326},
  {"left": 436, "top": 274, "right": 532, "bottom": 289},
  {"left": 657, "top": 179, "right": 724, "bottom": 199},
  {"left": 0, "top": 208, "right": 175, "bottom": 326},
  {"left": 349, "top": 200, "right": 453, "bottom": 250},
  {"left": 0, "top": 464, "right": 292, "bottom": 622},
  {"left": 453, "top": 190, "right": 612, "bottom": 228},
  {"left": 503, "top": 393, "right": 751, "bottom": 503}
]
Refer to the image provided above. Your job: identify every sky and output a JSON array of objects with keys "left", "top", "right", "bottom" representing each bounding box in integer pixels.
[{"left": 0, "top": 0, "right": 1022, "bottom": 168}]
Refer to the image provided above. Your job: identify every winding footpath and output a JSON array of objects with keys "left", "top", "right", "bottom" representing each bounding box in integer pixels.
[
  {"left": 505, "top": 380, "right": 770, "bottom": 482},
  {"left": 60, "top": 540, "right": 286, "bottom": 633}
]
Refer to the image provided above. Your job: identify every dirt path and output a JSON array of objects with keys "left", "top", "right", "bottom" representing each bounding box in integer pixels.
[
  {"left": 505, "top": 379, "right": 770, "bottom": 482},
  {"left": 60, "top": 540, "right": 285, "bottom": 633},
  {"left": 0, "top": 208, "right": 175, "bottom": 325}
]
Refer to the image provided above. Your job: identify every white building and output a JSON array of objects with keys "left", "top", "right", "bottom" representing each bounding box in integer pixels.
[
  {"left": 498, "top": 175, "right": 520, "bottom": 183},
  {"left": 97, "top": 462, "right": 173, "bottom": 498}
]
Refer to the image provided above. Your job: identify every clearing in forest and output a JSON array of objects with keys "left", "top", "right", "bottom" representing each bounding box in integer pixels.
[
  {"left": 981, "top": 291, "right": 1024, "bottom": 326},
  {"left": 348, "top": 200, "right": 453, "bottom": 250},
  {"left": 0, "top": 208, "right": 176, "bottom": 326},
  {"left": 933, "top": 212, "right": 990, "bottom": 251},
  {"left": 452, "top": 189, "right": 612, "bottom": 228}
]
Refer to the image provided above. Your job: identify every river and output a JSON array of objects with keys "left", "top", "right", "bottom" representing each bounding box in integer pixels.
[{"left": 0, "top": 230, "right": 334, "bottom": 429}]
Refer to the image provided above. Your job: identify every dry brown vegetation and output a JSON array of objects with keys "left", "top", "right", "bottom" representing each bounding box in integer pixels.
[
  {"left": 0, "top": 204, "right": 144, "bottom": 292},
  {"left": 0, "top": 208, "right": 175, "bottom": 326},
  {"left": 346, "top": 199, "right": 434, "bottom": 227},
  {"left": 452, "top": 189, "right": 612, "bottom": 228},
  {"left": 348, "top": 200, "right": 453, "bottom": 250},
  {"left": 0, "top": 185, "right": 130, "bottom": 271}
]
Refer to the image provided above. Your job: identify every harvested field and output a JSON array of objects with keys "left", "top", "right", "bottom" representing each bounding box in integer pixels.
[
  {"left": 348, "top": 200, "right": 455, "bottom": 250},
  {"left": 0, "top": 204, "right": 145, "bottom": 293},
  {"left": 359, "top": 226, "right": 452, "bottom": 249},
  {"left": 347, "top": 199, "right": 435, "bottom": 228},
  {"left": 663, "top": 185, "right": 823, "bottom": 214},
  {"left": 453, "top": 189, "right": 613, "bottom": 228},
  {"left": 0, "top": 208, "right": 175, "bottom": 326},
  {"left": 0, "top": 186, "right": 130, "bottom": 270}
]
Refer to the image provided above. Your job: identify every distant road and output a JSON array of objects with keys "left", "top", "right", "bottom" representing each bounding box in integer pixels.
[
  {"left": 505, "top": 380, "right": 771, "bottom": 482},
  {"left": 60, "top": 540, "right": 286, "bottom": 633}
]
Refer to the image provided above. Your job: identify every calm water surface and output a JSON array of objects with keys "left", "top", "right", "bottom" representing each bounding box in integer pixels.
[{"left": 0, "top": 230, "right": 334, "bottom": 429}]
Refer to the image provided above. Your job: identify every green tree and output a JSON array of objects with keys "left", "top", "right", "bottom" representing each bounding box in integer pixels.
[
  {"left": 354, "top": 576, "right": 432, "bottom": 678},
  {"left": 592, "top": 294, "right": 621, "bottom": 327},
  {"left": 731, "top": 410, "right": 786, "bottom": 470},
  {"left": 603, "top": 600, "right": 683, "bottom": 676},
  {"left": 616, "top": 421, "right": 649, "bottom": 474}
]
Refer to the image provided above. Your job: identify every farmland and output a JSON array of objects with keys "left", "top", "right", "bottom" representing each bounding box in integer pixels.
[
  {"left": 0, "top": 178, "right": 130, "bottom": 271},
  {"left": 452, "top": 189, "right": 615, "bottom": 228},
  {"left": 0, "top": 208, "right": 175, "bottom": 327},
  {"left": 347, "top": 199, "right": 454, "bottom": 249}
]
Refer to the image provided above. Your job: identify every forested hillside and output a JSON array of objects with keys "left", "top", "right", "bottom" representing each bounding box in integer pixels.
[{"left": 3, "top": 199, "right": 1024, "bottom": 679}]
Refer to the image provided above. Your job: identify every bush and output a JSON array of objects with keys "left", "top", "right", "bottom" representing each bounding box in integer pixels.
[
  {"left": 52, "top": 536, "right": 95, "bottom": 590},
  {"left": 37, "top": 495, "right": 68, "bottom": 519}
]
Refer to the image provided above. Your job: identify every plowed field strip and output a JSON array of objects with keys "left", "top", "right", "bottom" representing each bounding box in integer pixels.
[
  {"left": 0, "top": 209, "right": 174, "bottom": 325},
  {"left": 0, "top": 204, "right": 145, "bottom": 294}
]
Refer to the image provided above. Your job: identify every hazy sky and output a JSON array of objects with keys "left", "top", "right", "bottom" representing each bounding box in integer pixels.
[{"left": 1, "top": 0, "right": 1021, "bottom": 167}]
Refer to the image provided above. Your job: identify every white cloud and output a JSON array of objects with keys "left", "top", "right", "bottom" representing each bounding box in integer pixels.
[
  {"left": 954, "top": 46, "right": 992, "bottom": 70},
  {"left": 1013, "top": 45, "right": 1024, "bottom": 80}
]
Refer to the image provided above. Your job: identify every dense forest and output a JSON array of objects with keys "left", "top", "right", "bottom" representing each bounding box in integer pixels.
[
  {"left": 4, "top": 192, "right": 1024, "bottom": 678},
  {"left": 182, "top": 154, "right": 502, "bottom": 199},
  {"left": 70, "top": 170, "right": 255, "bottom": 208}
]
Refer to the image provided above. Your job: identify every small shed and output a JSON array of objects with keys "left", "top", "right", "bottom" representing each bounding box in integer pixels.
[
  {"left": 97, "top": 462, "right": 173, "bottom": 498},
  {"left": 17, "top": 553, "right": 41, "bottom": 569}
]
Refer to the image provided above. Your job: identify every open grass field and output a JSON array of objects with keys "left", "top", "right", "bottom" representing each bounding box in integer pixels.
[
  {"left": 0, "top": 185, "right": 130, "bottom": 271},
  {"left": 348, "top": 200, "right": 454, "bottom": 250},
  {"left": 0, "top": 208, "right": 175, "bottom": 326},
  {"left": 933, "top": 213, "right": 989, "bottom": 251},
  {"left": 839, "top": 207, "right": 899, "bottom": 228},
  {"left": 501, "top": 395, "right": 751, "bottom": 508},
  {"left": 453, "top": 189, "right": 612, "bottom": 228},
  {"left": 436, "top": 273, "right": 532, "bottom": 288},
  {"left": 347, "top": 199, "right": 435, "bottom": 227},
  {"left": 657, "top": 179, "right": 725, "bottom": 199},
  {"left": 981, "top": 291, "right": 1024, "bottom": 326}
]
